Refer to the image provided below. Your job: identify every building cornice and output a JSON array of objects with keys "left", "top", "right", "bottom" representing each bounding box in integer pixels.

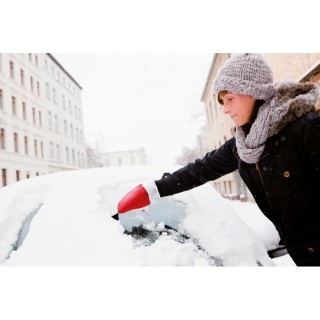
[
  {"left": 46, "top": 53, "right": 83, "bottom": 90},
  {"left": 201, "top": 53, "right": 217, "bottom": 102},
  {"left": 299, "top": 59, "right": 320, "bottom": 82}
]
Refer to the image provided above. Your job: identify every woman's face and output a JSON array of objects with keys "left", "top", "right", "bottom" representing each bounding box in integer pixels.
[{"left": 219, "top": 92, "right": 256, "bottom": 126}]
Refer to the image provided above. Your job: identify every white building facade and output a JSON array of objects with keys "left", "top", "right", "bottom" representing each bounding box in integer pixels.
[
  {"left": 99, "top": 148, "right": 147, "bottom": 167},
  {"left": 43, "top": 54, "right": 86, "bottom": 173},
  {"left": 0, "top": 53, "right": 87, "bottom": 188}
]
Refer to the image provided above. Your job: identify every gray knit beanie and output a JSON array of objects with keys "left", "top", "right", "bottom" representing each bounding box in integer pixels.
[{"left": 213, "top": 53, "right": 275, "bottom": 101}]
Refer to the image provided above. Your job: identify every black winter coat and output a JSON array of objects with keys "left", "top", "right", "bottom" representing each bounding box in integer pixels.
[{"left": 155, "top": 82, "right": 320, "bottom": 266}]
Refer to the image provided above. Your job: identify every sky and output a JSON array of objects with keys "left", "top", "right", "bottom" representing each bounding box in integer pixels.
[{"left": 53, "top": 53, "right": 213, "bottom": 165}]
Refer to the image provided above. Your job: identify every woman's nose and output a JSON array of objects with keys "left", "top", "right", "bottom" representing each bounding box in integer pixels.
[{"left": 223, "top": 104, "right": 230, "bottom": 114}]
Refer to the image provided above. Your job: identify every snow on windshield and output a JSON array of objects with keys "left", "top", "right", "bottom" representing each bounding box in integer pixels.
[{"left": 0, "top": 166, "right": 280, "bottom": 266}]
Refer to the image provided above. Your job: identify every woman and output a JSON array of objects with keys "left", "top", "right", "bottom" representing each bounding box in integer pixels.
[{"left": 116, "top": 53, "right": 320, "bottom": 266}]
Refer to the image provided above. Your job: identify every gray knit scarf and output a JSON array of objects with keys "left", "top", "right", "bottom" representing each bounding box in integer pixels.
[{"left": 235, "top": 81, "right": 320, "bottom": 164}]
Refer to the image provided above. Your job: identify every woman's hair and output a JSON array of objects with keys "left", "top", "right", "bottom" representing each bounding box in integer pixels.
[{"left": 217, "top": 90, "right": 228, "bottom": 105}]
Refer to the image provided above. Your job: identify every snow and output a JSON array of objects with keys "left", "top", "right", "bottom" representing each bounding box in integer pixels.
[
  {"left": 226, "top": 200, "right": 296, "bottom": 266},
  {"left": 0, "top": 165, "right": 293, "bottom": 267}
]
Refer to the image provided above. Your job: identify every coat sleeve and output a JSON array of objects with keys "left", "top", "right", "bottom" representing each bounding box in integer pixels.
[{"left": 155, "top": 138, "right": 239, "bottom": 197}]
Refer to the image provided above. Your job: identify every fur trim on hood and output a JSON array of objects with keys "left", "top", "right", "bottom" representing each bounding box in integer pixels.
[{"left": 269, "top": 81, "right": 320, "bottom": 137}]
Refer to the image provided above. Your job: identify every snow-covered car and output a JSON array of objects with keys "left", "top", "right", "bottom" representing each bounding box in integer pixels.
[{"left": 0, "top": 165, "right": 285, "bottom": 266}]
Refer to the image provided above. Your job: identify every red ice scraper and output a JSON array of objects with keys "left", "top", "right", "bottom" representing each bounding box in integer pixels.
[{"left": 111, "top": 184, "right": 151, "bottom": 220}]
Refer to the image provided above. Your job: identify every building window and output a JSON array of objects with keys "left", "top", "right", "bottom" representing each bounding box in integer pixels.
[
  {"left": 66, "top": 147, "right": 70, "bottom": 162},
  {"left": 26, "top": 172, "right": 30, "bottom": 179},
  {"left": 29, "top": 53, "right": 32, "bottom": 62},
  {"left": 0, "top": 128, "right": 5, "bottom": 149},
  {"left": 54, "top": 115, "right": 59, "bottom": 133},
  {"left": 53, "top": 88, "right": 56, "bottom": 104},
  {"left": 49, "top": 142, "right": 54, "bottom": 159},
  {"left": 48, "top": 111, "right": 52, "bottom": 129},
  {"left": 208, "top": 102, "right": 212, "bottom": 124},
  {"left": 38, "top": 111, "right": 42, "bottom": 127},
  {"left": 210, "top": 101, "right": 215, "bottom": 124},
  {"left": 76, "top": 128, "right": 79, "bottom": 142},
  {"left": 40, "top": 141, "right": 44, "bottom": 158},
  {"left": 30, "top": 77, "right": 34, "bottom": 92},
  {"left": 16, "top": 170, "right": 20, "bottom": 182},
  {"left": 22, "top": 102, "right": 27, "bottom": 120},
  {"left": 24, "top": 136, "right": 29, "bottom": 155},
  {"left": 12, "top": 96, "right": 17, "bottom": 115},
  {"left": 14, "top": 132, "right": 19, "bottom": 153},
  {"left": 32, "top": 107, "right": 36, "bottom": 124},
  {"left": 56, "top": 144, "right": 60, "bottom": 160},
  {"left": 70, "top": 124, "right": 74, "bottom": 139},
  {"left": 68, "top": 100, "right": 72, "bottom": 114},
  {"left": 72, "top": 149, "right": 75, "bottom": 164},
  {"left": 46, "top": 82, "right": 50, "bottom": 99},
  {"left": 64, "top": 120, "right": 68, "bottom": 136},
  {"left": 20, "top": 69, "right": 25, "bottom": 86},
  {"left": 214, "top": 100, "right": 218, "bottom": 117},
  {"left": 206, "top": 108, "right": 210, "bottom": 129},
  {"left": 10, "top": 61, "right": 14, "bottom": 79},
  {"left": 45, "top": 59, "right": 48, "bottom": 70},
  {"left": 2, "top": 169, "right": 7, "bottom": 187},
  {"left": 78, "top": 107, "right": 82, "bottom": 121},
  {"left": 0, "top": 89, "right": 3, "bottom": 110},
  {"left": 34, "top": 139, "right": 38, "bottom": 157},
  {"left": 35, "top": 55, "right": 38, "bottom": 67},
  {"left": 62, "top": 95, "right": 66, "bottom": 110},
  {"left": 37, "top": 81, "right": 40, "bottom": 96}
]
